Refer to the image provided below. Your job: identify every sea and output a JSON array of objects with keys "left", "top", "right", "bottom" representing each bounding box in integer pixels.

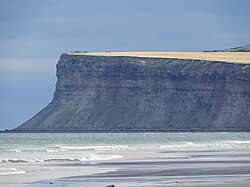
[{"left": 1, "top": 132, "right": 250, "bottom": 176}]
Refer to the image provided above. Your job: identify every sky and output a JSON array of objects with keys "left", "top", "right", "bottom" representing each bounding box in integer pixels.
[{"left": 0, "top": 0, "right": 250, "bottom": 130}]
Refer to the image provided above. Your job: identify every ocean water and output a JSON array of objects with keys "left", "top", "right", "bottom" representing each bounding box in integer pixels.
[{"left": 0, "top": 132, "right": 250, "bottom": 175}]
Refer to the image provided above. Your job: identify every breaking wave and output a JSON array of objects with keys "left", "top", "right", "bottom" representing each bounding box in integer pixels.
[
  {"left": 0, "top": 168, "right": 25, "bottom": 175},
  {"left": 0, "top": 153, "right": 123, "bottom": 163},
  {"left": 57, "top": 145, "right": 129, "bottom": 151},
  {"left": 80, "top": 154, "right": 123, "bottom": 161}
]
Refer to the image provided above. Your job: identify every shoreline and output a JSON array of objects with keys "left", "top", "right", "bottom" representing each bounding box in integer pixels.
[
  {"left": 1, "top": 133, "right": 250, "bottom": 186},
  {"left": 2, "top": 130, "right": 250, "bottom": 133},
  {"left": 21, "top": 148, "right": 250, "bottom": 187},
  {"left": 1, "top": 148, "right": 250, "bottom": 187}
]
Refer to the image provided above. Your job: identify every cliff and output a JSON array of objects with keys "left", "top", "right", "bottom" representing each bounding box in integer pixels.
[
  {"left": 15, "top": 52, "right": 250, "bottom": 132},
  {"left": 204, "top": 45, "right": 250, "bottom": 52}
]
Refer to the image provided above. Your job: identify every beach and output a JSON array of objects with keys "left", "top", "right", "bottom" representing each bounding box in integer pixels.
[{"left": 0, "top": 133, "right": 250, "bottom": 186}]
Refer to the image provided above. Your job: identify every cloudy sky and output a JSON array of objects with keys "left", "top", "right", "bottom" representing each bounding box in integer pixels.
[{"left": 0, "top": 0, "right": 250, "bottom": 130}]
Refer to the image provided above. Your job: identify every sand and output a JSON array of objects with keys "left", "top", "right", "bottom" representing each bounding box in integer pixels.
[
  {"left": 65, "top": 51, "right": 250, "bottom": 64},
  {"left": 1, "top": 133, "right": 250, "bottom": 186},
  {"left": 0, "top": 164, "right": 115, "bottom": 187},
  {"left": 2, "top": 147, "right": 250, "bottom": 187}
]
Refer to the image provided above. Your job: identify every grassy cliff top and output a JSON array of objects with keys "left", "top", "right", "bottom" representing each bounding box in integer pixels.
[{"left": 64, "top": 51, "right": 250, "bottom": 64}]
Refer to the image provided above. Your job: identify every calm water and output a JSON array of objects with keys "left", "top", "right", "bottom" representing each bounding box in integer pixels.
[
  {"left": 0, "top": 133, "right": 250, "bottom": 162},
  {"left": 1, "top": 132, "right": 250, "bottom": 146}
]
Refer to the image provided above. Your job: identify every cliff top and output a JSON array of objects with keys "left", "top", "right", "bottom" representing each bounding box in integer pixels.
[{"left": 64, "top": 51, "right": 250, "bottom": 64}]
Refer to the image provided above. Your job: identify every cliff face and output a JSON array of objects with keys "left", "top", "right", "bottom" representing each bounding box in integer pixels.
[
  {"left": 16, "top": 54, "right": 250, "bottom": 132},
  {"left": 205, "top": 45, "right": 250, "bottom": 52}
]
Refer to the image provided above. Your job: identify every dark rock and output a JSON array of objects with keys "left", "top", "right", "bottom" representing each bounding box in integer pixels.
[
  {"left": 204, "top": 45, "right": 250, "bottom": 52},
  {"left": 15, "top": 54, "right": 250, "bottom": 132}
]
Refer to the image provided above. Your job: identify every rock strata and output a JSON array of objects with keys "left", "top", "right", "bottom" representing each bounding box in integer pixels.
[{"left": 15, "top": 53, "right": 250, "bottom": 132}]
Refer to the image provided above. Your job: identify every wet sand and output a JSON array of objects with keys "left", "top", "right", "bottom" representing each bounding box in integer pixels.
[
  {"left": 15, "top": 148, "right": 250, "bottom": 187},
  {"left": 1, "top": 133, "right": 250, "bottom": 187}
]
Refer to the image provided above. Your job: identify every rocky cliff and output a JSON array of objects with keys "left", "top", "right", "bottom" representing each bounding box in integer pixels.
[
  {"left": 15, "top": 53, "right": 250, "bottom": 132},
  {"left": 204, "top": 45, "right": 250, "bottom": 52}
]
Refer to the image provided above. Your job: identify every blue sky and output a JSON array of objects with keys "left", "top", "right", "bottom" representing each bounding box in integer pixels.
[{"left": 0, "top": 0, "right": 250, "bottom": 130}]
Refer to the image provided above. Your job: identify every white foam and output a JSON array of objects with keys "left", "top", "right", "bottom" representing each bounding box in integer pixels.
[
  {"left": 8, "top": 148, "right": 48, "bottom": 153},
  {"left": 9, "top": 149, "right": 22, "bottom": 153},
  {"left": 185, "top": 142, "right": 194, "bottom": 145},
  {"left": 45, "top": 149, "right": 59, "bottom": 152},
  {"left": 0, "top": 154, "right": 123, "bottom": 163},
  {"left": 0, "top": 158, "right": 47, "bottom": 163},
  {"left": 229, "top": 140, "right": 250, "bottom": 144},
  {"left": 0, "top": 168, "right": 25, "bottom": 175},
  {"left": 80, "top": 153, "right": 123, "bottom": 161},
  {"left": 59, "top": 145, "right": 129, "bottom": 151}
]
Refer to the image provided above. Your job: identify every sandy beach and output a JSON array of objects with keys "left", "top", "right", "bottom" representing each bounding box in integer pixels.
[
  {"left": 44, "top": 150, "right": 250, "bottom": 187},
  {"left": 1, "top": 147, "right": 250, "bottom": 186},
  {"left": 1, "top": 133, "right": 250, "bottom": 187}
]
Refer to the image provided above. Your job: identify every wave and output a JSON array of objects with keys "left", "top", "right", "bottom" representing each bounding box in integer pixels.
[
  {"left": 228, "top": 140, "right": 250, "bottom": 144},
  {"left": 8, "top": 145, "right": 129, "bottom": 153},
  {"left": 80, "top": 154, "right": 123, "bottom": 161},
  {"left": 0, "top": 153, "right": 123, "bottom": 163},
  {"left": 0, "top": 168, "right": 25, "bottom": 175},
  {"left": 9, "top": 148, "right": 61, "bottom": 153},
  {"left": 185, "top": 142, "right": 194, "bottom": 145},
  {"left": 45, "top": 149, "right": 59, "bottom": 152},
  {"left": 57, "top": 145, "right": 129, "bottom": 151},
  {"left": 9, "top": 149, "right": 22, "bottom": 153},
  {"left": 0, "top": 159, "right": 44, "bottom": 163},
  {"left": 5, "top": 140, "right": 250, "bottom": 158},
  {"left": 0, "top": 158, "right": 80, "bottom": 163}
]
